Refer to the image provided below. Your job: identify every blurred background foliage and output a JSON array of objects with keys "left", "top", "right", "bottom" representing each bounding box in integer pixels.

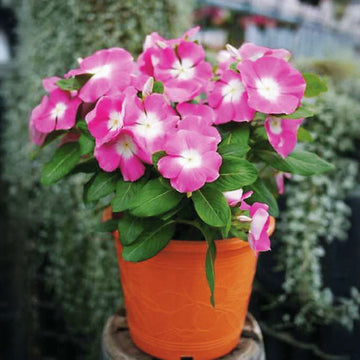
[
  {"left": 265, "top": 68, "right": 360, "bottom": 330},
  {"left": 1, "top": 0, "right": 360, "bottom": 359},
  {"left": 1, "top": 0, "right": 194, "bottom": 359}
]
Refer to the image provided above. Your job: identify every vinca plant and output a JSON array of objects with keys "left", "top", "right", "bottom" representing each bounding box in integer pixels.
[{"left": 29, "top": 27, "right": 332, "bottom": 302}]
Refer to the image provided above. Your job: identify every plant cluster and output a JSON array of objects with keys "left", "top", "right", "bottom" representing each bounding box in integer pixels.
[
  {"left": 29, "top": 27, "right": 331, "bottom": 302},
  {"left": 274, "top": 80, "right": 360, "bottom": 332}
]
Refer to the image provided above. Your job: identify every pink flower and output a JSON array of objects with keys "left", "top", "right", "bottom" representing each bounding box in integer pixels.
[
  {"left": 94, "top": 130, "right": 147, "bottom": 182},
  {"left": 85, "top": 87, "right": 138, "bottom": 145},
  {"left": 29, "top": 100, "right": 47, "bottom": 145},
  {"left": 177, "top": 102, "right": 216, "bottom": 124},
  {"left": 240, "top": 201, "right": 271, "bottom": 254},
  {"left": 239, "top": 57, "right": 306, "bottom": 114},
  {"left": 42, "top": 76, "right": 62, "bottom": 92},
  {"left": 218, "top": 43, "right": 291, "bottom": 73},
  {"left": 265, "top": 116, "right": 303, "bottom": 158},
  {"left": 178, "top": 115, "right": 221, "bottom": 145},
  {"left": 223, "top": 188, "right": 253, "bottom": 207},
  {"left": 137, "top": 27, "right": 200, "bottom": 77},
  {"left": 208, "top": 70, "right": 255, "bottom": 124},
  {"left": 238, "top": 43, "right": 291, "bottom": 62},
  {"left": 158, "top": 129, "right": 222, "bottom": 193},
  {"left": 65, "top": 48, "right": 134, "bottom": 102},
  {"left": 154, "top": 41, "right": 212, "bottom": 102},
  {"left": 129, "top": 94, "right": 179, "bottom": 163},
  {"left": 32, "top": 89, "right": 81, "bottom": 134},
  {"left": 177, "top": 103, "right": 221, "bottom": 144},
  {"left": 275, "top": 172, "right": 291, "bottom": 194}
]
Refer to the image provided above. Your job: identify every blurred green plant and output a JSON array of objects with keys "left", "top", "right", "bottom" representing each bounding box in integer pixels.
[
  {"left": 1, "top": 0, "right": 193, "bottom": 358},
  {"left": 271, "top": 62, "right": 360, "bottom": 332}
]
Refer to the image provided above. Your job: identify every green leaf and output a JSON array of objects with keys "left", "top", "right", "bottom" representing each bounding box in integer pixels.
[
  {"left": 57, "top": 78, "right": 82, "bottom": 91},
  {"left": 215, "top": 158, "right": 258, "bottom": 191},
  {"left": 252, "top": 126, "right": 267, "bottom": 142},
  {"left": 254, "top": 112, "right": 266, "bottom": 121},
  {"left": 222, "top": 123, "right": 250, "bottom": 147},
  {"left": 303, "top": 73, "right": 328, "bottom": 98},
  {"left": 79, "top": 133, "right": 95, "bottom": 155},
  {"left": 218, "top": 143, "right": 249, "bottom": 159},
  {"left": 256, "top": 149, "right": 335, "bottom": 176},
  {"left": 192, "top": 187, "right": 231, "bottom": 227},
  {"left": 57, "top": 75, "right": 91, "bottom": 91},
  {"left": 244, "top": 178, "right": 279, "bottom": 217},
  {"left": 153, "top": 81, "right": 164, "bottom": 94},
  {"left": 152, "top": 151, "right": 166, "bottom": 169},
  {"left": 70, "top": 158, "right": 99, "bottom": 175},
  {"left": 41, "top": 142, "right": 81, "bottom": 185},
  {"left": 130, "top": 178, "right": 183, "bottom": 217},
  {"left": 280, "top": 106, "right": 314, "bottom": 119},
  {"left": 204, "top": 229, "right": 216, "bottom": 307},
  {"left": 41, "top": 130, "right": 67, "bottom": 147},
  {"left": 84, "top": 171, "right": 118, "bottom": 202},
  {"left": 112, "top": 179, "right": 145, "bottom": 212},
  {"left": 229, "top": 62, "right": 237, "bottom": 71},
  {"left": 118, "top": 214, "right": 148, "bottom": 246},
  {"left": 77, "top": 120, "right": 89, "bottom": 133},
  {"left": 297, "top": 127, "right": 314, "bottom": 143},
  {"left": 121, "top": 220, "right": 175, "bottom": 261},
  {"left": 92, "top": 219, "right": 119, "bottom": 233}
]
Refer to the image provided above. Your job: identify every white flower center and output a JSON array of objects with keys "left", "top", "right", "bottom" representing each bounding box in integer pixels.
[
  {"left": 268, "top": 116, "right": 282, "bottom": 134},
  {"left": 256, "top": 77, "right": 280, "bottom": 101},
  {"left": 108, "top": 111, "right": 124, "bottom": 131},
  {"left": 90, "top": 64, "right": 112, "bottom": 78},
  {"left": 170, "top": 58, "right": 195, "bottom": 80},
  {"left": 135, "top": 112, "right": 163, "bottom": 140},
  {"left": 221, "top": 79, "right": 244, "bottom": 103},
  {"left": 51, "top": 102, "right": 67, "bottom": 119},
  {"left": 178, "top": 149, "right": 202, "bottom": 170},
  {"left": 116, "top": 135, "right": 137, "bottom": 159}
]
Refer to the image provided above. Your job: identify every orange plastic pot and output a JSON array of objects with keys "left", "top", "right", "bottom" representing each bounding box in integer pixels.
[{"left": 112, "top": 216, "right": 275, "bottom": 360}]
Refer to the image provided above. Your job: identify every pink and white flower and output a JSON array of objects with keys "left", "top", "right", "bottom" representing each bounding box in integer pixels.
[
  {"left": 29, "top": 99, "right": 47, "bottom": 146},
  {"left": 178, "top": 115, "right": 221, "bottom": 145},
  {"left": 265, "top": 116, "right": 303, "bottom": 158},
  {"left": 137, "top": 27, "right": 200, "bottom": 77},
  {"left": 223, "top": 188, "right": 253, "bottom": 207},
  {"left": 240, "top": 201, "right": 271, "bottom": 253},
  {"left": 85, "top": 87, "right": 138, "bottom": 145},
  {"left": 129, "top": 94, "right": 179, "bottom": 163},
  {"left": 32, "top": 89, "right": 81, "bottom": 134},
  {"left": 158, "top": 129, "right": 222, "bottom": 193},
  {"left": 42, "top": 76, "right": 62, "bottom": 92},
  {"left": 238, "top": 43, "right": 291, "bottom": 62},
  {"left": 218, "top": 43, "right": 291, "bottom": 73},
  {"left": 94, "top": 130, "right": 147, "bottom": 182},
  {"left": 65, "top": 48, "right": 134, "bottom": 103},
  {"left": 239, "top": 57, "right": 306, "bottom": 114},
  {"left": 177, "top": 103, "right": 220, "bottom": 143},
  {"left": 154, "top": 40, "right": 212, "bottom": 102},
  {"left": 177, "top": 102, "right": 216, "bottom": 124},
  {"left": 208, "top": 70, "right": 255, "bottom": 124}
]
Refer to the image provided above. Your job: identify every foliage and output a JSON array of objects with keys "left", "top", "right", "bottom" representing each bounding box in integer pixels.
[
  {"left": 274, "top": 77, "right": 360, "bottom": 332},
  {"left": 1, "top": 0, "right": 194, "bottom": 358}
]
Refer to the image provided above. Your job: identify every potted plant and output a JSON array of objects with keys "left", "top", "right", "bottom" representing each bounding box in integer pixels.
[{"left": 29, "top": 26, "right": 332, "bottom": 359}]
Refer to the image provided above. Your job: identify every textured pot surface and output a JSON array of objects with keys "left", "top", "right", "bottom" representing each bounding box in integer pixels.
[{"left": 115, "top": 235, "right": 258, "bottom": 360}]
